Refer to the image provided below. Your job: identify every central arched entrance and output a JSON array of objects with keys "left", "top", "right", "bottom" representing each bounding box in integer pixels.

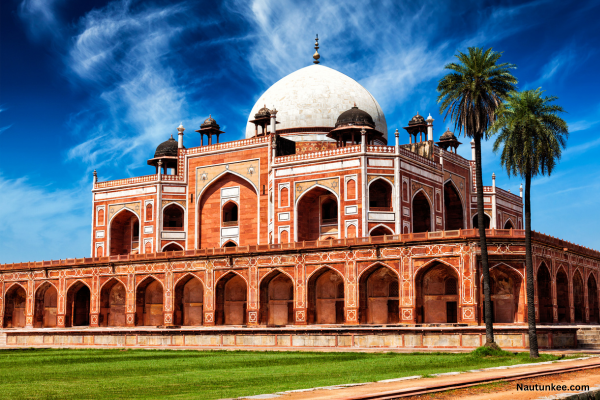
[
  {"left": 308, "top": 268, "right": 345, "bottom": 324},
  {"left": 296, "top": 186, "right": 339, "bottom": 241},
  {"left": 444, "top": 182, "right": 463, "bottom": 230},
  {"left": 135, "top": 277, "right": 164, "bottom": 326},
  {"left": 174, "top": 275, "right": 204, "bottom": 326},
  {"left": 259, "top": 271, "right": 294, "bottom": 326},
  {"left": 34, "top": 282, "right": 57, "bottom": 328},
  {"left": 100, "top": 279, "right": 127, "bottom": 327},
  {"left": 109, "top": 209, "right": 140, "bottom": 255},
  {"left": 215, "top": 272, "right": 247, "bottom": 325},
  {"left": 66, "top": 282, "right": 90, "bottom": 327},
  {"left": 416, "top": 263, "right": 459, "bottom": 323},
  {"left": 412, "top": 191, "right": 431, "bottom": 233},
  {"left": 537, "top": 263, "right": 553, "bottom": 323},
  {"left": 359, "top": 264, "right": 399, "bottom": 324}
]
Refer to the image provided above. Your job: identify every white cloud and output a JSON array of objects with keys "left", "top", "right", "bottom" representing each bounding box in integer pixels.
[{"left": 18, "top": 0, "right": 65, "bottom": 39}]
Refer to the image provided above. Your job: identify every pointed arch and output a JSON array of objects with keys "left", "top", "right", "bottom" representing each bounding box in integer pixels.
[
  {"left": 412, "top": 188, "right": 433, "bottom": 233},
  {"left": 99, "top": 278, "right": 127, "bottom": 327},
  {"left": 358, "top": 263, "right": 399, "bottom": 324},
  {"left": 135, "top": 276, "right": 164, "bottom": 326},
  {"left": 369, "top": 224, "right": 394, "bottom": 236},
  {"left": 162, "top": 242, "right": 184, "bottom": 252},
  {"left": 108, "top": 208, "right": 140, "bottom": 255},
  {"left": 368, "top": 177, "right": 394, "bottom": 212},
  {"left": 174, "top": 274, "right": 204, "bottom": 326},
  {"left": 307, "top": 266, "right": 345, "bottom": 324},
  {"left": 34, "top": 282, "right": 58, "bottom": 328},
  {"left": 480, "top": 263, "right": 523, "bottom": 323},
  {"left": 503, "top": 218, "right": 515, "bottom": 230},
  {"left": 65, "top": 280, "right": 91, "bottom": 327},
  {"left": 573, "top": 269, "right": 585, "bottom": 323},
  {"left": 587, "top": 273, "right": 598, "bottom": 324},
  {"left": 415, "top": 260, "right": 460, "bottom": 323},
  {"left": 443, "top": 180, "right": 465, "bottom": 230},
  {"left": 556, "top": 267, "right": 570, "bottom": 323},
  {"left": 259, "top": 269, "right": 294, "bottom": 326},
  {"left": 472, "top": 212, "right": 491, "bottom": 229},
  {"left": 537, "top": 262, "right": 553, "bottom": 324},
  {"left": 3, "top": 283, "right": 27, "bottom": 328},
  {"left": 415, "top": 258, "right": 460, "bottom": 277},
  {"left": 222, "top": 240, "right": 238, "bottom": 248},
  {"left": 215, "top": 271, "right": 247, "bottom": 325},
  {"left": 295, "top": 184, "right": 340, "bottom": 242},
  {"left": 162, "top": 202, "right": 185, "bottom": 231},
  {"left": 196, "top": 170, "right": 259, "bottom": 203}
]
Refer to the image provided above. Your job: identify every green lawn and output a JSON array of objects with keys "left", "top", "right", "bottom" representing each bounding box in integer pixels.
[{"left": 0, "top": 348, "right": 567, "bottom": 399}]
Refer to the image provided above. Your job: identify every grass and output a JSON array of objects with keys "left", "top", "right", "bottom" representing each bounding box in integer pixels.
[{"left": 0, "top": 348, "right": 569, "bottom": 400}]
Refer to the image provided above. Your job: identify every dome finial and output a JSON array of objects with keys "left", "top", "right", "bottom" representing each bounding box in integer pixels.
[{"left": 313, "top": 34, "right": 320, "bottom": 64}]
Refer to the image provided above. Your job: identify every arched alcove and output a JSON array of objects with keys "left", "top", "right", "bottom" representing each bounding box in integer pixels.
[
  {"left": 110, "top": 209, "right": 140, "bottom": 255},
  {"left": 66, "top": 282, "right": 90, "bottom": 327},
  {"left": 556, "top": 269, "right": 570, "bottom": 323},
  {"left": 222, "top": 201, "right": 239, "bottom": 226},
  {"left": 307, "top": 268, "right": 345, "bottom": 324},
  {"left": 472, "top": 213, "right": 491, "bottom": 229},
  {"left": 174, "top": 275, "right": 204, "bottom": 326},
  {"left": 347, "top": 179, "right": 356, "bottom": 200},
  {"left": 416, "top": 263, "right": 459, "bottom": 323},
  {"left": 444, "top": 182, "right": 463, "bottom": 230},
  {"left": 504, "top": 220, "right": 514, "bottom": 230},
  {"left": 215, "top": 273, "right": 247, "bottom": 325},
  {"left": 296, "top": 187, "right": 338, "bottom": 241},
  {"left": 34, "top": 283, "right": 57, "bottom": 328},
  {"left": 588, "top": 274, "right": 598, "bottom": 324},
  {"left": 412, "top": 191, "right": 431, "bottom": 233},
  {"left": 163, "top": 204, "right": 184, "bottom": 230},
  {"left": 359, "top": 265, "right": 399, "bottom": 324},
  {"left": 370, "top": 225, "right": 393, "bottom": 236},
  {"left": 135, "top": 278, "right": 163, "bottom": 326},
  {"left": 369, "top": 179, "right": 392, "bottom": 211},
  {"left": 573, "top": 271, "right": 585, "bottom": 323},
  {"left": 488, "top": 266, "right": 522, "bottom": 323},
  {"left": 4, "top": 284, "right": 27, "bottom": 328},
  {"left": 259, "top": 271, "right": 294, "bottom": 326},
  {"left": 537, "top": 263, "right": 553, "bottom": 323},
  {"left": 100, "top": 279, "right": 126, "bottom": 327}
]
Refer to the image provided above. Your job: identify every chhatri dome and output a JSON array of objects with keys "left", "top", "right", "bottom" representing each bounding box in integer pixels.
[{"left": 245, "top": 37, "right": 387, "bottom": 142}]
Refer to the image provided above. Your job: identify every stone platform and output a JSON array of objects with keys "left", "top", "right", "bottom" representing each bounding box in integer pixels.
[{"left": 0, "top": 324, "right": 580, "bottom": 350}]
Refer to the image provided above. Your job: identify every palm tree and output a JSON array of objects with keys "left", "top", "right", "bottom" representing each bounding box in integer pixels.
[
  {"left": 437, "top": 47, "right": 517, "bottom": 346},
  {"left": 491, "top": 89, "right": 568, "bottom": 358}
]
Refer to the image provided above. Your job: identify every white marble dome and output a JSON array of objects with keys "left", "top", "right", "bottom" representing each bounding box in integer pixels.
[{"left": 245, "top": 64, "right": 388, "bottom": 140}]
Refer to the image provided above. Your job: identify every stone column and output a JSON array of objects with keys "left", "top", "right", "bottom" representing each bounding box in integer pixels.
[
  {"left": 89, "top": 273, "right": 100, "bottom": 327},
  {"left": 247, "top": 265, "right": 259, "bottom": 326},
  {"left": 345, "top": 260, "right": 359, "bottom": 325},
  {"left": 25, "top": 278, "right": 34, "bottom": 328},
  {"left": 57, "top": 275, "right": 67, "bottom": 328},
  {"left": 294, "top": 258, "right": 307, "bottom": 325},
  {"left": 203, "top": 270, "right": 215, "bottom": 326},
  {"left": 126, "top": 273, "right": 136, "bottom": 327},
  {"left": 163, "top": 270, "right": 174, "bottom": 326}
]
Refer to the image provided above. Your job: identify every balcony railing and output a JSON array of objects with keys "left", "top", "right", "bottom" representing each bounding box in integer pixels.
[{"left": 3, "top": 229, "right": 600, "bottom": 271}]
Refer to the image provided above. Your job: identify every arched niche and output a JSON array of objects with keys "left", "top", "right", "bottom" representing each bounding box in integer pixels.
[
  {"left": 222, "top": 201, "right": 239, "bottom": 226},
  {"left": 259, "top": 271, "right": 294, "bottom": 326},
  {"left": 296, "top": 186, "right": 339, "bottom": 242},
  {"left": 472, "top": 213, "right": 491, "bottom": 229},
  {"left": 215, "top": 273, "right": 247, "bottom": 325},
  {"left": 369, "top": 179, "right": 393, "bottom": 211},
  {"left": 100, "top": 279, "right": 127, "bottom": 327},
  {"left": 588, "top": 274, "right": 599, "bottom": 324},
  {"left": 556, "top": 268, "right": 570, "bottom": 323},
  {"left": 307, "top": 268, "right": 345, "bottom": 324},
  {"left": 109, "top": 209, "right": 140, "bottom": 255},
  {"left": 66, "top": 281, "right": 90, "bottom": 327},
  {"left": 163, "top": 204, "right": 184, "bottom": 231},
  {"left": 415, "top": 262, "right": 459, "bottom": 323},
  {"left": 537, "top": 263, "right": 553, "bottom": 323},
  {"left": 573, "top": 270, "right": 585, "bottom": 323},
  {"left": 504, "top": 219, "right": 514, "bottom": 230},
  {"left": 174, "top": 275, "right": 204, "bottom": 326},
  {"left": 34, "top": 282, "right": 57, "bottom": 328},
  {"left": 412, "top": 191, "right": 431, "bottom": 233},
  {"left": 359, "top": 264, "right": 399, "bottom": 324},
  {"left": 444, "top": 182, "right": 463, "bottom": 230},
  {"left": 4, "top": 284, "right": 27, "bottom": 328},
  {"left": 162, "top": 242, "right": 184, "bottom": 252},
  {"left": 135, "top": 278, "right": 164, "bottom": 326},
  {"left": 370, "top": 225, "right": 393, "bottom": 237},
  {"left": 488, "top": 265, "right": 522, "bottom": 323}
]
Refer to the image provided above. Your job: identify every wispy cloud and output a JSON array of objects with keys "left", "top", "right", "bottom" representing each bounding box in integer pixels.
[
  {"left": 18, "top": 0, "right": 65, "bottom": 40},
  {"left": 526, "top": 47, "right": 578, "bottom": 89}
]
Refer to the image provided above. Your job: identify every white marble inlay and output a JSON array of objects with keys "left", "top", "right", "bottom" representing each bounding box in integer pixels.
[
  {"left": 221, "top": 227, "right": 239, "bottom": 237},
  {"left": 163, "top": 186, "right": 185, "bottom": 193},
  {"left": 368, "top": 212, "right": 395, "bottom": 221},
  {"left": 95, "top": 186, "right": 156, "bottom": 200},
  {"left": 95, "top": 230, "right": 105, "bottom": 239},
  {"left": 345, "top": 205, "right": 358, "bottom": 215},
  {"left": 161, "top": 231, "right": 186, "bottom": 240},
  {"left": 278, "top": 212, "right": 290, "bottom": 221},
  {"left": 276, "top": 159, "right": 360, "bottom": 177},
  {"left": 368, "top": 158, "right": 393, "bottom": 167},
  {"left": 143, "top": 226, "right": 153, "bottom": 234}
]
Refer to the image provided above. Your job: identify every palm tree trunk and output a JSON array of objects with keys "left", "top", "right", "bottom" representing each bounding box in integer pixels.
[
  {"left": 525, "top": 172, "right": 539, "bottom": 357},
  {"left": 475, "top": 137, "right": 494, "bottom": 344}
]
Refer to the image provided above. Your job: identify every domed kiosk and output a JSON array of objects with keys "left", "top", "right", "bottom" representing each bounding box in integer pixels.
[{"left": 245, "top": 64, "right": 388, "bottom": 144}]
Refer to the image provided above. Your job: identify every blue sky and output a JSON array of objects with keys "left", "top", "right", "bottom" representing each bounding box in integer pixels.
[{"left": 1, "top": 0, "right": 599, "bottom": 263}]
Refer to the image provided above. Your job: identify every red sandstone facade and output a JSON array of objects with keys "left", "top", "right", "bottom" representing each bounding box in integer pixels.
[{"left": 2, "top": 63, "right": 599, "bottom": 343}]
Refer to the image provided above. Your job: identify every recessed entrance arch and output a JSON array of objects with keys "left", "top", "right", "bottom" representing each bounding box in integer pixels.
[
  {"left": 556, "top": 268, "right": 570, "bottom": 323},
  {"left": 100, "top": 279, "right": 126, "bottom": 327},
  {"left": 34, "top": 282, "right": 57, "bottom": 328},
  {"left": 488, "top": 265, "right": 522, "bottom": 323},
  {"left": 296, "top": 186, "right": 339, "bottom": 242},
  {"left": 162, "top": 203, "right": 184, "bottom": 230},
  {"left": 444, "top": 181, "right": 464, "bottom": 230},
  {"left": 109, "top": 209, "right": 140, "bottom": 255},
  {"left": 66, "top": 281, "right": 90, "bottom": 327},
  {"left": 573, "top": 270, "right": 585, "bottom": 323},
  {"left": 135, "top": 277, "right": 163, "bottom": 326},
  {"left": 174, "top": 275, "right": 204, "bottom": 326},
  {"left": 588, "top": 274, "right": 599, "bottom": 323},
  {"left": 412, "top": 191, "right": 431, "bottom": 233},
  {"left": 370, "top": 224, "right": 394, "bottom": 236},
  {"left": 416, "top": 262, "right": 459, "bottom": 323},
  {"left": 259, "top": 271, "right": 294, "bottom": 326},
  {"left": 308, "top": 267, "right": 345, "bottom": 324},
  {"left": 369, "top": 179, "right": 393, "bottom": 211},
  {"left": 472, "top": 213, "right": 491, "bottom": 229},
  {"left": 359, "top": 264, "right": 399, "bottom": 324},
  {"left": 537, "top": 263, "right": 552, "bottom": 323},
  {"left": 4, "top": 284, "right": 27, "bottom": 328},
  {"left": 215, "top": 272, "right": 247, "bottom": 325}
]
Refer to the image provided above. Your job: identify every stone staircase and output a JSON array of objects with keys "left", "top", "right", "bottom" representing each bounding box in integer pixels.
[{"left": 577, "top": 327, "right": 600, "bottom": 349}]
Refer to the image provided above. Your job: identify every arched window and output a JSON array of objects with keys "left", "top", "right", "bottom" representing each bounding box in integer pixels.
[
  {"left": 97, "top": 208, "right": 105, "bottom": 226},
  {"left": 280, "top": 230, "right": 289, "bottom": 243},
  {"left": 163, "top": 204, "right": 183, "bottom": 230},
  {"left": 504, "top": 219, "right": 514, "bottom": 229},
  {"left": 444, "top": 182, "right": 464, "bottom": 230},
  {"left": 346, "top": 179, "right": 356, "bottom": 200},
  {"left": 347, "top": 224, "right": 357, "bottom": 238},
  {"left": 222, "top": 202, "right": 238, "bottom": 226},
  {"left": 146, "top": 203, "right": 153, "bottom": 221},
  {"left": 321, "top": 197, "right": 338, "bottom": 224},
  {"left": 473, "top": 213, "right": 491, "bottom": 229},
  {"left": 280, "top": 187, "right": 289, "bottom": 207},
  {"left": 402, "top": 181, "right": 408, "bottom": 201},
  {"left": 412, "top": 191, "right": 431, "bottom": 233},
  {"left": 222, "top": 240, "right": 237, "bottom": 248},
  {"left": 369, "top": 179, "right": 392, "bottom": 211}
]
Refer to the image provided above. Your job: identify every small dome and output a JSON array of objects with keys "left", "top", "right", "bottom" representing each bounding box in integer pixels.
[
  {"left": 439, "top": 128, "right": 457, "bottom": 141},
  {"left": 335, "top": 106, "right": 375, "bottom": 129},
  {"left": 201, "top": 114, "right": 220, "bottom": 129},
  {"left": 254, "top": 105, "right": 271, "bottom": 119},
  {"left": 154, "top": 136, "right": 178, "bottom": 157},
  {"left": 408, "top": 112, "right": 426, "bottom": 126}
]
